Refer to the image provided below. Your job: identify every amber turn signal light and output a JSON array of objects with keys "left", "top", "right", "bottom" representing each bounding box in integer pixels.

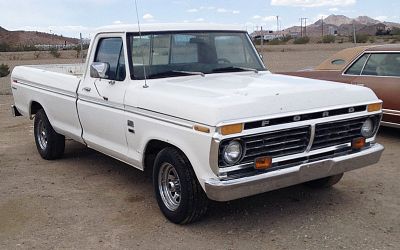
[
  {"left": 220, "top": 123, "right": 243, "bottom": 135},
  {"left": 367, "top": 103, "right": 382, "bottom": 112},
  {"left": 255, "top": 156, "right": 272, "bottom": 170},
  {"left": 193, "top": 125, "right": 210, "bottom": 133},
  {"left": 351, "top": 137, "right": 366, "bottom": 150}
]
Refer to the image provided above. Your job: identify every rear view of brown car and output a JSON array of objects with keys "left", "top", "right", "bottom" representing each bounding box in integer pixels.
[{"left": 282, "top": 45, "right": 400, "bottom": 128}]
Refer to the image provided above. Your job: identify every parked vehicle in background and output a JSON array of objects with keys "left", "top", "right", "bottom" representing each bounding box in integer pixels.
[
  {"left": 281, "top": 45, "right": 400, "bottom": 128},
  {"left": 11, "top": 24, "right": 384, "bottom": 224}
]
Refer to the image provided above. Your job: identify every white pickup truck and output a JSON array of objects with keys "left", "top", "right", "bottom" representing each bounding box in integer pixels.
[{"left": 11, "top": 24, "right": 384, "bottom": 224}]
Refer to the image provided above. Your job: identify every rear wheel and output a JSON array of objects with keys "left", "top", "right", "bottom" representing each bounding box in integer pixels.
[
  {"left": 304, "top": 173, "right": 344, "bottom": 188},
  {"left": 34, "top": 109, "right": 65, "bottom": 160},
  {"left": 153, "top": 147, "right": 208, "bottom": 224}
]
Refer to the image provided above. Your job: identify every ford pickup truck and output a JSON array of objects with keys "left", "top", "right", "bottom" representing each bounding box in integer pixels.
[{"left": 11, "top": 24, "right": 384, "bottom": 224}]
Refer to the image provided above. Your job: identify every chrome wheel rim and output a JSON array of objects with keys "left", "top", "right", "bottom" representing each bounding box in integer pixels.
[
  {"left": 158, "top": 163, "right": 181, "bottom": 211},
  {"left": 37, "top": 120, "right": 48, "bottom": 150}
]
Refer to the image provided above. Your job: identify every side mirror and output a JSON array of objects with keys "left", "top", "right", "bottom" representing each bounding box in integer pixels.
[{"left": 90, "top": 62, "right": 110, "bottom": 79}]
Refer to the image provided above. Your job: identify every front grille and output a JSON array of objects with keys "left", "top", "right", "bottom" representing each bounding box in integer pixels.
[
  {"left": 311, "top": 117, "right": 367, "bottom": 150},
  {"left": 219, "top": 126, "right": 310, "bottom": 167}
]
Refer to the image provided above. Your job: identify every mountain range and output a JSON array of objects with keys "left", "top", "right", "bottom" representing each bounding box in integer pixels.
[
  {"left": 286, "top": 14, "right": 400, "bottom": 36},
  {"left": 0, "top": 26, "right": 78, "bottom": 47}
]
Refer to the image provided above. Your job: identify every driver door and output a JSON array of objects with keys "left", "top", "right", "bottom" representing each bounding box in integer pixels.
[{"left": 77, "top": 35, "right": 130, "bottom": 161}]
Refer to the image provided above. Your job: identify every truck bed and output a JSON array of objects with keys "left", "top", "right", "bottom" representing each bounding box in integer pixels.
[{"left": 11, "top": 63, "right": 84, "bottom": 143}]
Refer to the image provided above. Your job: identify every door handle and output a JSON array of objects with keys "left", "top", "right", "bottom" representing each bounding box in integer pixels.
[{"left": 82, "top": 87, "right": 91, "bottom": 92}]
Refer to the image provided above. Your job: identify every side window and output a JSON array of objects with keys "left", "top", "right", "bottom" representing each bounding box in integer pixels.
[
  {"left": 95, "top": 37, "right": 126, "bottom": 81},
  {"left": 345, "top": 54, "right": 369, "bottom": 75},
  {"left": 364, "top": 53, "right": 400, "bottom": 77}
]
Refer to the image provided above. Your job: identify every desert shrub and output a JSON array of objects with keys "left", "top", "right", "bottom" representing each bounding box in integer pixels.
[
  {"left": 293, "top": 36, "right": 310, "bottom": 44},
  {"left": 281, "top": 35, "right": 292, "bottom": 42},
  {"left": 0, "top": 42, "right": 11, "bottom": 52},
  {"left": 390, "top": 27, "right": 400, "bottom": 35},
  {"left": 268, "top": 38, "right": 284, "bottom": 45},
  {"left": 0, "top": 64, "right": 10, "bottom": 77},
  {"left": 73, "top": 45, "right": 81, "bottom": 58},
  {"left": 322, "top": 35, "right": 336, "bottom": 43},
  {"left": 350, "top": 34, "right": 369, "bottom": 43},
  {"left": 34, "top": 51, "right": 41, "bottom": 59},
  {"left": 369, "top": 36, "right": 376, "bottom": 43},
  {"left": 49, "top": 47, "right": 61, "bottom": 58}
]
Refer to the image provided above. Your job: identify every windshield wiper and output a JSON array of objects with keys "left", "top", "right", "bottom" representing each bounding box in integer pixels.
[
  {"left": 147, "top": 70, "right": 205, "bottom": 79},
  {"left": 212, "top": 66, "right": 259, "bottom": 73}
]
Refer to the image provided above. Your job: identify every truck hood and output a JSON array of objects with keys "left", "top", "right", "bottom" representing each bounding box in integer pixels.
[{"left": 130, "top": 72, "right": 378, "bottom": 126}]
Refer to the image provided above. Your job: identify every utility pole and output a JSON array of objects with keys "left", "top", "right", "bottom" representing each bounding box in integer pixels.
[
  {"left": 276, "top": 16, "right": 279, "bottom": 33},
  {"left": 304, "top": 18, "right": 308, "bottom": 37},
  {"left": 300, "top": 18, "right": 303, "bottom": 37},
  {"left": 260, "top": 26, "right": 264, "bottom": 53},
  {"left": 353, "top": 21, "right": 357, "bottom": 44},
  {"left": 321, "top": 17, "right": 324, "bottom": 37}
]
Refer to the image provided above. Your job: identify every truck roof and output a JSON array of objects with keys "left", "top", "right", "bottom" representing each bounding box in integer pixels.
[{"left": 95, "top": 23, "right": 246, "bottom": 34}]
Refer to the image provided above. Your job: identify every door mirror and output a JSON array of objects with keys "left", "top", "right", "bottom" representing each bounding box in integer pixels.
[{"left": 90, "top": 62, "right": 110, "bottom": 79}]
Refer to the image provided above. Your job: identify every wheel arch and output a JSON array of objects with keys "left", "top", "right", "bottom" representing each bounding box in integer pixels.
[
  {"left": 29, "top": 100, "right": 44, "bottom": 119},
  {"left": 143, "top": 139, "right": 190, "bottom": 176}
]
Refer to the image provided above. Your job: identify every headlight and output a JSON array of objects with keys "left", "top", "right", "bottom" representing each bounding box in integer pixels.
[
  {"left": 361, "top": 118, "right": 376, "bottom": 138},
  {"left": 222, "top": 140, "right": 243, "bottom": 165}
]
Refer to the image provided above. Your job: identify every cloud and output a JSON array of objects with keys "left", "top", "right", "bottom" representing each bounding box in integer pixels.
[
  {"left": 195, "top": 18, "right": 205, "bottom": 22},
  {"left": 270, "top": 0, "right": 356, "bottom": 7},
  {"left": 232, "top": 10, "right": 240, "bottom": 14},
  {"left": 217, "top": 8, "right": 228, "bottom": 13},
  {"left": 329, "top": 8, "right": 339, "bottom": 11},
  {"left": 187, "top": 8, "right": 198, "bottom": 13},
  {"left": 253, "top": 15, "right": 277, "bottom": 22},
  {"left": 143, "top": 13, "right": 154, "bottom": 21}
]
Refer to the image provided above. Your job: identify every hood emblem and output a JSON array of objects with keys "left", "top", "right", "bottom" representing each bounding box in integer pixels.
[
  {"left": 261, "top": 120, "right": 270, "bottom": 127},
  {"left": 293, "top": 115, "right": 301, "bottom": 122},
  {"left": 322, "top": 111, "right": 329, "bottom": 118}
]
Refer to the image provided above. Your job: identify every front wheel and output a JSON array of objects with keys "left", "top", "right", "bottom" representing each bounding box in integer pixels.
[
  {"left": 304, "top": 173, "right": 344, "bottom": 188},
  {"left": 34, "top": 109, "right": 65, "bottom": 160},
  {"left": 153, "top": 147, "right": 208, "bottom": 224}
]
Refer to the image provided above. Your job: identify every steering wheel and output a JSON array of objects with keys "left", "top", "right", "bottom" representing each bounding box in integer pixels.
[{"left": 217, "top": 58, "right": 231, "bottom": 64}]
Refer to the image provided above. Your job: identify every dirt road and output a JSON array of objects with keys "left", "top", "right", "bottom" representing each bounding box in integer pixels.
[{"left": 1, "top": 95, "right": 399, "bottom": 249}]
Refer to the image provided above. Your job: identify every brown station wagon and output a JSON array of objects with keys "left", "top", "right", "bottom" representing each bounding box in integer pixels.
[{"left": 282, "top": 45, "right": 400, "bottom": 128}]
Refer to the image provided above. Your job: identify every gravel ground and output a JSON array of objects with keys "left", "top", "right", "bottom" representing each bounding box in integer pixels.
[{"left": 1, "top": 44, "right": 399, "bottom": 249}]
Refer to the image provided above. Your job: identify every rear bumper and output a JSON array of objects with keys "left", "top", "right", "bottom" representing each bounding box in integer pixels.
[
  {"left": 204, "top": 143, "right": 384, "bottom": 201},
  {"left": 11, "top": 105, "right": 22, "bottom": 117}
]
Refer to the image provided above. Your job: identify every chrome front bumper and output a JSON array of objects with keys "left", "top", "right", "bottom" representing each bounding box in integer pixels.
[{"left": 204, "top": 143, "right": 384, "bottom": 201}]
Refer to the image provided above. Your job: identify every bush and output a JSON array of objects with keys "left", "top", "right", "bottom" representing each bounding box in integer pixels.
[
  {"left": 350, "top": 34, "right": 369, "bottom": 43},
  {"left": 0, "top": 64, "right": 10, "bottom": 78},
  {"left": 369, "top": 36, "right": 376, "bottom": 43},
  {"left": 268, "top": 38, "right": 284, "bottom": 45},
  {"left": 73, "top": 45, "right": 81, "bottom": 58},
  {"left": 49, "top": 47, "right": 61, "bottom": 58},
  {"left": 281, "top": 35, "right": 292, "bottom": 42},
  {"left": 322, "top": 35, "right": 336, "bottom": 43},
  {"left": 0, "top": 42, "right": 11, "bottom": 52},
  {"left": 293, "top": 36, "right": 310, "bottom": 44},
  {"left": 391, "top": 27, "right": 400, "bottom": 35}
]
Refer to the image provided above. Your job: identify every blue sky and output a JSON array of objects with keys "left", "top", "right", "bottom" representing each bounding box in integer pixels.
[{"left": 0, "top": 0, "right": 399, "bottom": 38}]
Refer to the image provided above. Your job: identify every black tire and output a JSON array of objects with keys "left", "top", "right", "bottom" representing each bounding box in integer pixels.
[
  {"left": 34, "top": 109, "right": 65, "bottom": 160},
  {"left": 153, "top": 147, "right": 208, "bottom": 224},
  {"left": 304, "top": 173, "right": 344, "bottom": 188}
]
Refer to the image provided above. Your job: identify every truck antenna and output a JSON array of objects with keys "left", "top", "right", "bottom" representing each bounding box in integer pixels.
[{"left": 134, "top": 0, "right": 149, "bottom": 88}]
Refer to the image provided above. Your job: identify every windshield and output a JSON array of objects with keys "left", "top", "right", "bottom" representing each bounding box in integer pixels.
[{"left": 127, "top": 31, "right": 265, "bottom": 79}]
